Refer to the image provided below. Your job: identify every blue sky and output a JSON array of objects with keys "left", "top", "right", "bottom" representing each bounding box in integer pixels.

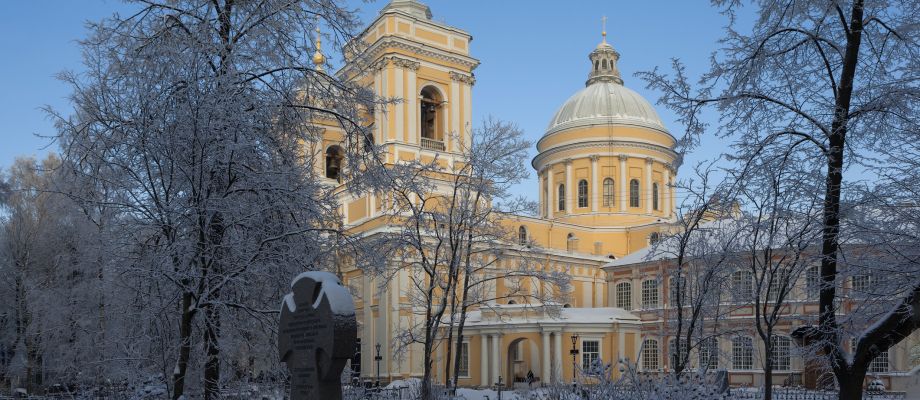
[{"left": 0, "top": 0, "right": 735, "bottom": 200}]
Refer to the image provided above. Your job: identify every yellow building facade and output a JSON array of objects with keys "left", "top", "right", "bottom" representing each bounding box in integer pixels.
[
  {"left": 316, "top": 0, "right": 920, "bottom": 391},
  {"left": 322, "top": 0, "right": 677, "bottom": 388}
]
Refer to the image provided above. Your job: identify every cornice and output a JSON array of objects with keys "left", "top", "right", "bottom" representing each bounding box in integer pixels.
[
  {"left": 531, "top": 140, "right": 679, "bottom": 171},
  {"left": 449, "top": 71, "right": 476, "bottom": 86},
  {"left": 339, "top": 36, "right": 480, "bottom": 79}
]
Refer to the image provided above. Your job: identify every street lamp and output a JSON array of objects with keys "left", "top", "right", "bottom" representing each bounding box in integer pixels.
[
  {"left": 569, "top": 334, "right": 579, "bottom": 390},
  {"left": 374, "top": 343, "right": 383, "bottom": 389}
]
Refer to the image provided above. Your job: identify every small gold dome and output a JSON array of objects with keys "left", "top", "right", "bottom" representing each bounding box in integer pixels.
[{"left": 312, "top": 50, "right": 326, "bottom": 67}]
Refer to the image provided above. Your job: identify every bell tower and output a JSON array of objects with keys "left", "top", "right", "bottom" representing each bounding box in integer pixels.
[{"left": 340, "top": 0, "right": 479, "bottom": 163}]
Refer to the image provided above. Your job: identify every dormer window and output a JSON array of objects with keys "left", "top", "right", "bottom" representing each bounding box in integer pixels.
[{"left": 420, "top": 86, "right": 445, "bottom": 151}]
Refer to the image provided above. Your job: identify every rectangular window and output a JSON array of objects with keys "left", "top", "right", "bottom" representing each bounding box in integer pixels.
[
  {"left": 699, "top": 337, "right": 719, "bottom": 370},
  {"left": 582, "top": 340, "right": 600, "bottom": 370},
  {"left": 616, "top": 282, "right": 632, "bottom": 310},
  {"left": 732, "top": 337, "right": 753, "bottom": 370},
  {"left": 641, "top": 279, "right": 659, "bottom": 308},
  {"left": 852, "top": 274, "right": 870, "bottom": 298},
  {"left": 806, "top": 267, "right": 820, "bottom": 300},
  {"left": 458, "top": 342, "right": 470, "bottom": 377},
  {"left": 642, "top": 340, "right": 659, "bottom": 371},
  {"left": 771, "top": 336, "right": 791, "bottom": 371}
]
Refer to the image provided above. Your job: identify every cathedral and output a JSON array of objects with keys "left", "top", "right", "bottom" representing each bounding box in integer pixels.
[{"left": 318, "top": 0, "right": 918, "bottom": 392}]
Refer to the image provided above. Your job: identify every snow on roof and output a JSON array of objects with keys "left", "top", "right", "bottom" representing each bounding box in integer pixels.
[{"left": 461, "top": 304, "right": 640, "bottom": 328}]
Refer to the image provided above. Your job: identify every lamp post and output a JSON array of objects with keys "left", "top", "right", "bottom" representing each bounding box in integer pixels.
[
  {"left": 374, "top": 343, "right": 382, "bottom": 389},
  {"left": 569, "top": 334, "right": 579, "bottom": 391}
]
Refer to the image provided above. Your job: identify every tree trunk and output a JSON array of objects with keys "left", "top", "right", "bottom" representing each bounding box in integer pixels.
[
  {"left": 838, "top": 370, "right": 865, "bottom": 400},
  {"left": 172, "top": 291, "right": 195, "bottom": 400},
  {"left": 763, "top": 347, "right": 773, "bottom": 400},
  {"left": 203, "top": 304, "right": 221, "bottom": 400}
]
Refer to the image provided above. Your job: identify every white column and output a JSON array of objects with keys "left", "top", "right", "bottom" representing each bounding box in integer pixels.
[
  {"left": 645, "top": 158, "right": 654, "bottom": 214},
  {"left": 564, "top": 160, "right": 573, "bottom": 213},
  {"left": 619, "top": 155, "right": 628, "bottom": 210},
  {"left": 481, "top": 334, "right": 489, "bottom": 386},
  {"left": 664, "top": 166, "right": 672, "bottom": 218},
  {"left": 368, "top": 194, "right": 376, "bottom": 218},
  {"left": 406, "top": 67, "right": 417, "bottom": 144},
  {"left": 394, "top": 67, "right": 405, "bottom": 142},
  {"left": 462, "top": 81, "right": 472, "bottom": 149},
  {"left": 553, "top": 332, "right": 563, "bottom": 383},
  {"left": 539, "top": 171, "right": 545, "bottom": 218},
  {"left": 618, "top": 330, "right": 625, "bottom": 361},
  {"left": 542, "top": 331, "right": 551, "bottom": 383},
  {"left": 546, "top": 167, "right": 555, "bottom": 218},
  {"left": 590, "top": 155, "right": 599, "bottom": 212},
  {"left": 491, "top": 334, "right": 501, "bottom": 384}
]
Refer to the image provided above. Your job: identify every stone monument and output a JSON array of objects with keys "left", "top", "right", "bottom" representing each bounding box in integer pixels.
[{"left": 279, "top": 271, "right": 357, "bottom": 400}]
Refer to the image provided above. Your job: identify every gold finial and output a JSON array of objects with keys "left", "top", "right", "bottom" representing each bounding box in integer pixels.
[
  {"left": 312, "top": 25, "right": 326, "bottom": 71},
  {"left": 601, "top": 15, "right": 607, "bottom": 43}
]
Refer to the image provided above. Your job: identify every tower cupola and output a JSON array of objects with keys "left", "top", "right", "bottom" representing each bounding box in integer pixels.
[{"left": 586, "top": 17, "right": 623, "bottom": 86}]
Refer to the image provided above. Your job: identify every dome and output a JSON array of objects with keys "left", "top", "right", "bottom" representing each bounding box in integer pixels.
[
  {"left": 545, "top": 82, "right": 667, "bottom": 135},
  {"left": 544, "top": 38, "right": 667, "bottom": 136}
]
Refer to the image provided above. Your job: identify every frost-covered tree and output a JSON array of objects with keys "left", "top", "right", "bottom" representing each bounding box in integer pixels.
[
  {"left": 365, "top": 118, "right": 568, "bottom": 399},
  {"left": 50, "top": 1, "right": 377, "bottom": 398},
  {"left": 642, "top": 1, "right": 920, "bottom": 398}
]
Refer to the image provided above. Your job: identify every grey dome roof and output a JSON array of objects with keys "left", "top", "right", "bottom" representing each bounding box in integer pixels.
[{"left": 545, "top": 81, "right": 667, "bottom": 135}]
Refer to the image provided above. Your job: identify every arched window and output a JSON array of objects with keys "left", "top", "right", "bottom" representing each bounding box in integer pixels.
[
  {"left": 577, "top": 180, "right": 588, "bottom": 208},
  {"left": 325, "top": 145, "right": 344, "bottom": 181},
  {"left": 616, "top": 282, "right": 632, "bottom": 309},
  {"left": 771, "top": 335, "right": 791, "bottom": 371},
  {"left": 558, "top": 184, "right": 566, "bottom": 211},
  {"left": 641, "top": 279, "right": 659, "bottom": 308},
  {"left": 602, "top": 59, "right": 608, "bottom": 69},
  {"left": 603, "top": 178, "right": 615, "bottom": 207},
  {"left": 649, "top": 232, "right": 660, "bottom": 245},
  {"left": 652, "top": 182, "right": 660, "bottom": 210},
  {"left": 594, "top": 60, "right": 599, "bottom": 71},
  {"left": 732, "top": 336, "right": 754, "bottom": 370},
  {"left": 869, "top": 348, "right": 890, "bottom": 373},
  {"left": 629, "top": 179, "right": 640, "bottom": 207},
  {"left": 563, "top": 303, "right": 572, "bottom": 308},
  {"left": 641, "top": 339, "right": 659, "bottom": 371},
  {"left": 507, "top": 300, "right": 517, "bottom": 305},
  {"left": 732, "top": 270, "right": 754, "bottom": 300},
  {"left": 699, "top": 337, "right": 719, "bottom": 370},
  {"left": 420, "top": 86, "right": 444, "bottom": 148},
  {"left": 518, "top": 226, "right": 528, "bottom": 246}
]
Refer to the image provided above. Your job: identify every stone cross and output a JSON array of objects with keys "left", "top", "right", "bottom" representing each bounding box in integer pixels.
[{"left": 279, "top": 271, "right": 357, "bottom": 400}]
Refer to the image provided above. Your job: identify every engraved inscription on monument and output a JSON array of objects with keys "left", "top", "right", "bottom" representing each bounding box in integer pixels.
[{"left": 279, "top": 271, "right": 356, "bottom": 400}]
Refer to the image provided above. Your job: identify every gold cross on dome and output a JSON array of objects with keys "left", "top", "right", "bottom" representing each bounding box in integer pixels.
[{"left": 601, "top": 15, "right": 607, "bottom": 42}]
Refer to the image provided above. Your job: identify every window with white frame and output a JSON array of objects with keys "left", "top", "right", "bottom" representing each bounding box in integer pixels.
[
  {"left": 870, "top": 348, "right": 889, "bottom": 373},
  {"left": 851, "top": 338, "right": 888, "bottom": 373},
  {"left": 641, "top": 279, "right": 659, "bottom": 308},
  {"left": 458, "top": 342, "right": 470, "bottom": 377},
  {"left": 852, "top": 274, "right": 871, "bottom": 297},
  {"left": 558, "top": 184, "right": 566, "bottom": 211},
  {"left": 603, "top": 178, "right": 615, "bottom": 207},
  {"left": 698, "top": 337, "right": 719, "bottom": 370},
  {"left": 582, "top": 340, "right": 600, "bottom": 370},
  {"left": 518, "top": 226, "right": 528, "bottom": 246},
  {"left": 629, "top": 179, "right": 640, "bottom": 207},
  {"left": 669, "top": 275, "right": 686, "bottom": 306},
  {"left": 642, "top": 339, "right": 659, "bottom": 371},
  {"left": 732, "top": 336, "right": 754, "bottom": 370},
  {"left": 732, "top": 270, "right": 754, "bottom": 300},
  {"left": 616, "top": 282, "right": 632, "bottom": 310},
  {"left": 767, "top": 268, "right": 790, "bottom": 302},
  {"left": 771, "top": 335, "right": 791, "bottom": 371},
  {"left": 806, "top": 266, "right": 820, "bottom": 300},
  {"left": 577, "top": 180, "right": 588, "bottom": 208},
  {"left": 669, "top": 338, "right": 686, "bottom": 369}
]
